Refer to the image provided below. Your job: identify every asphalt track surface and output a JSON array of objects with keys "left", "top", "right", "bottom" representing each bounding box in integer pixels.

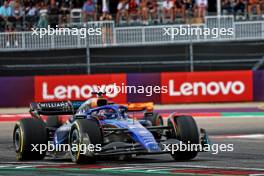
[{"left": 0, "top": 113, "right": 264, "bottom": 176}]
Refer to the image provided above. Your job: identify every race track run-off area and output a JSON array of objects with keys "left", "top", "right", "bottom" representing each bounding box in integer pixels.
[{"left": 0, "top": 104, "right": 264, "bottom": 176}]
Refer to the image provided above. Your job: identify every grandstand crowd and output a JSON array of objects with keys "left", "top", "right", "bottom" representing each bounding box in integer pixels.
[{"left": 0, "top": 0, "right": 264, "bottom": 32}]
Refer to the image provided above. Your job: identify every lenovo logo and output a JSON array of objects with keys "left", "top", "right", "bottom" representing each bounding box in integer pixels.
[
  {"left": 169, "top": 80, "right": 245, "bottom": 96},
  {"left": 42, "top": 82, "right": 119, "bottom": 100}
]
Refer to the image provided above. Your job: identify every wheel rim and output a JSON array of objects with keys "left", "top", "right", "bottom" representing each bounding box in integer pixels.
[
  {"left": 14, "top": 128, "right": 21, "bottom": 152},
  {"left": 168, "top": 120, "right": 180, "bottom": 139},
  {"left": 168, "top": 120, "right": 175, "bottom": 137},
  {"left": 70, "top": 128, "right": 80, "bottom": 158}
]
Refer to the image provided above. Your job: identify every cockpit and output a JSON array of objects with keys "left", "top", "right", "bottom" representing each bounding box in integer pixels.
[
  {"left": 90, "top": 106, "right": 129, "bottom": 120},
  {"left": 76, "top": 98, "right": 108, "bottom": 114}
]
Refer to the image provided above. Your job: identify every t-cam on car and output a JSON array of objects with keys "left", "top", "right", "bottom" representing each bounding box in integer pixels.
[{"left": 13, "top": 94, "right": 210, "bottom": 163}]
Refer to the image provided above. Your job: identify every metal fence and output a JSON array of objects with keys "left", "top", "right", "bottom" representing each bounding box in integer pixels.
[{"left": 0, "top": 16, "right": 264, "bottom": 51}]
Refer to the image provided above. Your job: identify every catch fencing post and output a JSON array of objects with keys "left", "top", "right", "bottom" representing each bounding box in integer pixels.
[
  {"left": 189, "top": 43, "right": 194, "bottom": 72},
  {"left": 217, "top": 0, "right": 221, "bottom": 16},
  {"left": 188, "top": 6, "right": 194, "bottom": 72},
  {"left": 86, "top": 32, "right": 91, "bottom": 74}
]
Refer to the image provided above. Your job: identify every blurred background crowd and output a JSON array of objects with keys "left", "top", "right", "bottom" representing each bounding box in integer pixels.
[{"left": 0, "top": 0, "right": 263, "bottom": 32}]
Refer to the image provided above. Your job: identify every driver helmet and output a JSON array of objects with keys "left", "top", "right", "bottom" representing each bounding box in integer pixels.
[{"left": 100, "top": 109, "right": 116, "bottom": 119}]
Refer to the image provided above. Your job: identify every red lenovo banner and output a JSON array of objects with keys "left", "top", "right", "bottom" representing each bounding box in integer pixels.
[
  {"left": 35, "top": 74, "right": 127, "bottom": 103},
  {"left": 161, "top": 71, "right": 253, "bottom": 103}
]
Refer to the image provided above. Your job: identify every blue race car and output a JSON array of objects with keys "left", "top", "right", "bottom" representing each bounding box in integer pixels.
[{"left": 13, "top": 95, "right": 210, "bottom": 163}]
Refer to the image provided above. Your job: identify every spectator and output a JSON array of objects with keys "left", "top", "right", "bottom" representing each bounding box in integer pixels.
[
  {"left": 38, "top": 2, "right": 48, "bottom": 16},
  {"left": 25, "top": 2, "right": 38, "bottom": 29},
  {"left": 233, "top": 0, "right": 246, "bottom": 15},
  {"left": 222, "top": 0, "right": 232, "bottom": 14},
  {"left": 0, "top": 0, "right": 12, "bottom": 31},
  {"left": 37, "top": 2, "right": 48, "bottom": 28},
  {"left": 48, "top": 0, "right": 60, "bottom": 28},
  {"left": 146, "top": 0, "right": 158, "bottom": 22},
  {"left": 101, "top": 0, "right": 109, "bottom": 14},
  {"left": 82, "top": 0, "right": 97, "bottom": 22},
  {"left": 59, "top": 2, "right": 70, "bottom": 24},
  {"left": 174, "top": 0, "right": 183, "bottom": 20},
  {"left": 260, "top": 0, "right": 264, "bottom": 15},
  {"left": 128, "top": 0, "right": 140, "bottom": 24},
  {"left": 99, "top": 0, "right": 113, "bottom": 44},
  {"left": 58, "top": 0, "right": 71, "bottom": 9},
  {"left": 12, "top": 1, "right": 24, "bottom": 30},
  {"left": 0, "top": 1, "right": 20, "bottom": 47},
  {"left": 24, "top": 0, "right": 34, "bottom": 14},
  {"left": 182, "top": 0, "right": 193, "bottom": 20},
  {"left": 100, "top": 11, "right": 113, "bottom": 44},
  {"left": 140, "top": 0, "right": 148, "bottom": 24},
  {"left": 100, "top": 10, "right": 112, "bottom": 21},
  {"left": 116, "top": 0, "right": 129, "bottom": 24},
  {"left": 196, "top": 0, "right": 207, "bottom": 18},
  {"left": 162, "top": 0, "right": 174, "bottom": 23},
  {"left": 247, "top": 0, "right": 261, "bottom": 15},
  {"left": 72, "top": 0, "right": 83, "bottom": 8},
  {"left": 8, "top": 0, "right": 15, "bottom": 8}
]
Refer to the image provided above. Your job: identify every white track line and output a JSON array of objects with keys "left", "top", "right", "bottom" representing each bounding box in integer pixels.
[
  {"left": 145, "top": 167, "right": 179, "bottom": 172},
  {"left": 123, "top": 167, "right": 166, "bottom": 171},
  {"left": 101, "top": 167, "right": 134, "bottom": 170},
  {"left": 0, "top": 161, "right": 73, "bottom": 165},
  {"left": 15, "top": 165, "right": 41, "bottom": 169},
  {"left": 125, "top": 163, "right": 264, "bottom": 171},
  {"left": 0, "top": 165, "right": 13, "bottom": 168},
  {"left": 211, "top": 134, "right": 264, "bottom": 139}
]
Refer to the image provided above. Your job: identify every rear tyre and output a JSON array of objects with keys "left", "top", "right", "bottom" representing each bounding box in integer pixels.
[
  {"left": 69, "top": 119, "right": 102, "bottom": 164},
  {"left": 168, "top": 116, "right": 199, "bottom": 161},
  {"left": 13, "top": 118, "right": 47, "bottom": 161}
]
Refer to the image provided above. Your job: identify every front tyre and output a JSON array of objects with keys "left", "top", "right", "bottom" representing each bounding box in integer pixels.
[
  {"left": 144, "top": 113, "right": 163, "bottom": 126},
  {"left": 13, "top": 118, "right": 47, "bottom": 161},
  {"left": 168, "top": 116, "right": 199, "bottom": 161},
  {"left": 144, "top": 113, "right": 163, "bottom": 139},
  {"left": 69, "top": 119, "right": 102, "bottom": 164}
]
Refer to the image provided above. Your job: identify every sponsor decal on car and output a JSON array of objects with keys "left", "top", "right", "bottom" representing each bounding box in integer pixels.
[{"left": 38, "top": 102, "right": 69, "bottom": 109}]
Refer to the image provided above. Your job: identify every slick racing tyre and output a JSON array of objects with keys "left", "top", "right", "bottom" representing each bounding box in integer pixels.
[
  {"left": 13, "top": 118, "right": 47, "bottom": 160},
  {"left": 46, "top": 116, "right": 61, "bottom": 128},
  {"left": 144, "top": 113, "right": 163, "bottom": 139},
  {"left": 167, "top": 116, "right": 199, "bottom": 160},
  {"left": 69, "top": 119, "right": 102, "bottom": 164}
]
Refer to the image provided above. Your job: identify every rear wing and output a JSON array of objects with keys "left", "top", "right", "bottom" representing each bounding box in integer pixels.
[{"left": 29, "top": 101, "right": 84, "bottom": 116}]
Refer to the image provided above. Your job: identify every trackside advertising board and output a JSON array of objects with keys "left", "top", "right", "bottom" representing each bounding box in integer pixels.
[
  {"left": 127, "top": 73, "right": 161, "bottom": 103},
  {"left": 0, "top": 77, "right": 34, "bottom": 107},
  {"left": 0, "top": 70, "right": 261, "bottom": 107},
  {"left": 253, "top": 70, "right": 264, "bottom": 101},
  {"left": 34, "top": 74, "right": 127, "bottom": 103},
  {"left": 161, "top": 71, "right": 253, "bottom": 103}
]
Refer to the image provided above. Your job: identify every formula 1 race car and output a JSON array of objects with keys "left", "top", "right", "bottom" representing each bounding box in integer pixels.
[{"left": 13, "top": 93, "right": 210, "bottom": 163}]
